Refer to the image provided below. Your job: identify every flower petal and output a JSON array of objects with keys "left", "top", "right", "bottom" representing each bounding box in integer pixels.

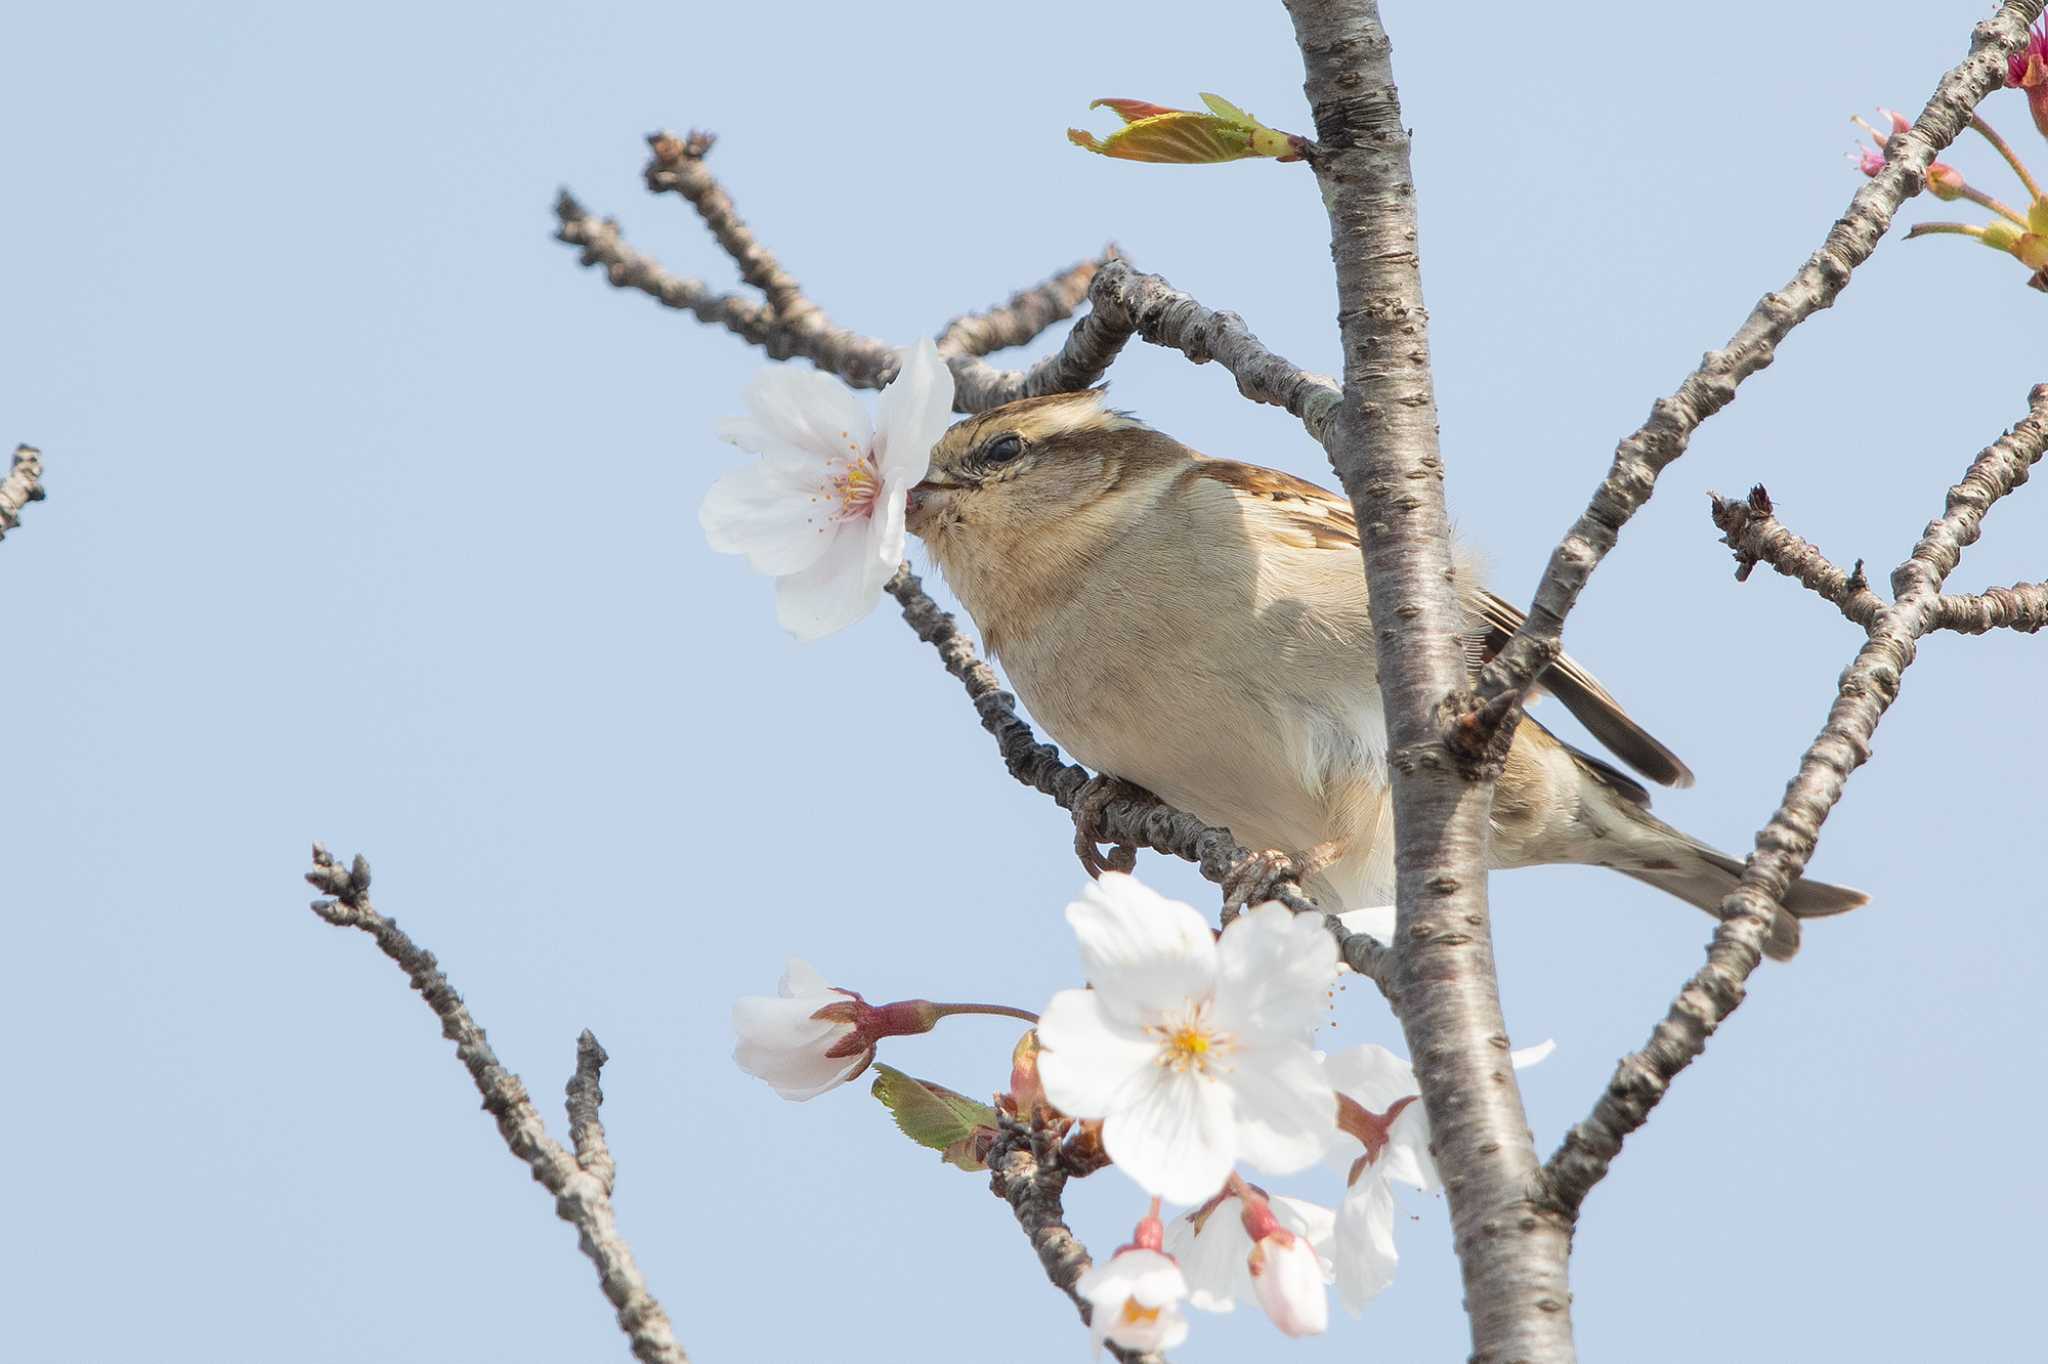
[
  {"left": 1164, "top": 1199, "right": 1250, "bottom": 1311},
  {"left": 1511, "top": 1038, "right": 1557, "bottom": 1069},
  {"left": 778, "top": 958, "right": 829, "bottom": 998},
  {"left": 1380, "top": 1101, "right": 1437, "bottom": 1193},
  {"left": 1334, "top": 1174, "right": 1399, "bottom": 1313},
  {"left": 1334, "top": 904, "right": 1395, "bottom": 945},
  {"left": 1065, "top": 872, "right": 1219, "bottom": 1027},
  {"left": 1222, "top": 1042, "right": 1335, "bottom": 1177},
  {"left": 734, "top": 364, "right": 873, "bottom": 461},
  {"left": 1321, "top": 1042, "right": 1417, "bottom": 1114},
  {"left": 1101, "top": 1063, "right": 1237, "bottom": 1206},
  {"left": 773, "top": 526, "right": 889, "bottom": 640},
  {"left": 1250, "top": 1233, "right": 1329, "bottom": 1337},
  {"left": 1036, "top": 988, "right": 1158, "bottom": 1120},
  {"left": 699, "top": 459, "right": 837, "bottom": 575},
  {"left": 872, "top": 338, "right": 956, "bottom": 486},
  {"left": 1212, "top": 903, "right": 1338, "bottom": 1040}
]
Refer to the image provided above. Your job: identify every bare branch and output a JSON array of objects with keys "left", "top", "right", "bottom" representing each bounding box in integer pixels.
[
  {"left": 1544, "top": 385, "right": 2048, "bottom": 1218},
  {"left": 1709, "top": 485, "right": 1886, "bottom": 626},
  {"left": 304, "top": 844, "right": 686, "bottom": 1364},
  {"left": 938, "top": 252, "right": 1112, "bottom": 359},
  {"left": 644, "top": 130, "right": 812, "bottom": 322},
  {"left": 1933, "top": 581, "right": 2048, "bottom": 634},
  {"left": 554, "top": 188, "right": 900, "bottom": 388},
  {"left": 885, "top": 565, "right": 1394, "bottom": 994},
  {"left": 1, "top": 445, "right": 46, "bottom": 543},
  {"left": 560, "top": 138, "right": 1335, "bottom": 436},
  {"left": 1471, "top": 0, "right": 2045, "bottom": 734},
  {"left": 987, "top": 1117, "right": 1166, "bottom": 1364},
  {"left": 567, "top": 1031, "right": 618, "bottom": 1195},
  {"left": 948, "top": 260, "right": 1343, "bottom": 441},
  {"left": 1286, "top": 1, "right": 1574, "bottom": 1357}
]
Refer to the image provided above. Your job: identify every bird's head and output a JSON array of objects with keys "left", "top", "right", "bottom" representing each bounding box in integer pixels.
[{"left": 907, "top": 391, "right": 1187, "bottom": 613}]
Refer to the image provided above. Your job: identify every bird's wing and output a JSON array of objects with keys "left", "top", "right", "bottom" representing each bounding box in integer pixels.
[
  {"left": 1464, "top": 589, "right": 1694, "bottom": 789},
  {"left": 1186, "top": 458, "right": 1694, "bottom": 789}
]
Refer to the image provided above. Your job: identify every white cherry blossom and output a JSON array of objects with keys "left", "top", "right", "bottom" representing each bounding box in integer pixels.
[
  {"left": 1322, "top": 1038, "right": 1556, "bottom": 1312},
  {"left": 730, "top": 958, "right": 869, "bottom": 1100},
  {"left": 1163, "top": 1194, "right": 1334, "bottom": 1329},
  {"left": 1075, "top": 1247, "right": 1190, "bottom": 1356},
  {"left": 1036, "top": 874, "right": 1339, "bottom": 1205},
  {"left": 701, "top": 338, "right": 954, "bottom": 639}
]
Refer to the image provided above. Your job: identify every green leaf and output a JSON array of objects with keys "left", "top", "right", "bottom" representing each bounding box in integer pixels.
[
  {"left": 870, "top": 1064, "right": 998, "bottom": 1170},
  {"left": 1069, "top": 92, "right": 1306, "bottom": 165}
]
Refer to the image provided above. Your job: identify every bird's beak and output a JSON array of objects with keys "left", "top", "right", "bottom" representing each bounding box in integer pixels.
[{"left": 905, "top": 480, "right": 946, "bottom": 535}]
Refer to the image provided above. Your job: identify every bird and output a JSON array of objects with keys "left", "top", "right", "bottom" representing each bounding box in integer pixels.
[{"left": 903, "top": 389, "right": 1866, "bottom": 960}]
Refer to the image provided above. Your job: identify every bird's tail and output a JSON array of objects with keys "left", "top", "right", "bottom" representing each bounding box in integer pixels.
[{"left": 1616, "top": 822, "right": 1867, "bottom": 961}]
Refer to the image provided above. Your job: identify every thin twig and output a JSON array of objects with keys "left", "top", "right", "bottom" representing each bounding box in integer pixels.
[
  {"left": 1543, "top": 385, "right": 2048, "bottom": 1218},
  {"left": 886, "top": 565, "right": 1395, "bottom": 994},
  {"left": 0, "top": 445, "right": 46, "bottom": 543},
  {"left": 304, "top": 844, "right": 686, "bottom": 1364},
  {"left": 1470, "top": 0, "right": 2045, "bottom": 740},
  {"left": 561, "top": 137, "right": 1337, "bottom": 436},
  {"left": 1708, "top": 485, "right": 1886, "bottom": 626},
  {"left": 948, "top": 260, "right": 1343, "bottom": 441},
  {"left": 987, "top": 1117, "right": 1166, "bottom": 1364},
  {"left": 939, "top": 253, "right": 1114, "bottom": 359}
]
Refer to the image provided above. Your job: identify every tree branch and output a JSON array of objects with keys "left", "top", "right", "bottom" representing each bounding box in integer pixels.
[
  {"left": 938, "top": 253, "right": 1111, "bottom": 359},
  {"left": 987, "top": 1117, "right": 1166, "bottom": 1364},
  {"left": 886, "top": 565, "right": 1395, "bottom": 994},
  {"left": 1932, "top": 581, "right": 2048, "bottom": 634},
  {"left": 1284, "top": 3, "right": 1571, "bottom": 1358},
  {"left": 1709, "top": 485, "right": 1886, "bottom": 626},
  {"left": 947, "top": 260, "right": 1343, "bottom": 441},
  {"left": 560, "top": 136, "right": 1338, "bottom": 437},
  {"left": 0, "top": 445, "right": 46, "bottom": 544},
  {"left": 1470, "top": 0, "right": 2045, "bottom": 737},
  {"left": 1544, "top": 385, "right": 2048, "bottom": 1219},
  {"left": 304, "top": 844, "right": 686, "bottom": 1364}
]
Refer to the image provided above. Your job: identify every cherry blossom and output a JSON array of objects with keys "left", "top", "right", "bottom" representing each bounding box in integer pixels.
[
  {"left": 1074, "top": 1209, "right": 1190, "bottom": 1356},
  {"left": 701, "top": 339, "right": 954, "bottom": 639},
  {"left": 1164, "top": 1192, "right": 1334, "bottom": 1331},
  {"left": 731, "top": 958, "right": 871, "bottom": 1100},
  {"left": 1035, "top": 874, "right": 1339, "bottom": 1204}
]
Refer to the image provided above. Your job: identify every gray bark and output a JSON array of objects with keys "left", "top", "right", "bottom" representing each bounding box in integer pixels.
[{"left": 1283, "top": 3, "right": 1575, "bottom": 1360}]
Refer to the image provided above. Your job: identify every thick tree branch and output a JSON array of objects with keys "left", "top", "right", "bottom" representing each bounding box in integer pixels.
[
  {"left": 1471, "top": 0, "right": 2045, "bottom": 737},
  {"left": 886, "top": 565, "right": 1395, "bottom": 994},
  {"left": 1, "top": 445, "right": 46, "bottom": 543},
  {"left": 304, "top": 844, "right": 686, "bottom": 1364},
  {"left": 987, "top": 1117, "right": 1166, "bottom": 1364},
  {"left": 1285, "top": 3, "right": 1570, "bottom": 1359},
  {"left": 1544, "top": 386, "right": 2048, "bottom": 1218}
]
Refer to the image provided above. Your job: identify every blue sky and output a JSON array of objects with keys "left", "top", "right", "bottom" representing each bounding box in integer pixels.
[{"left": 4, "top": 2, "right": 2042, "bottom": 1360}]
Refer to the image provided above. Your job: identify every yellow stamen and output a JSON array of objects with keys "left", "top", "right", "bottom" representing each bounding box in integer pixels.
[{"left": 1119, "top": 1299, "right": 1162, "bottom": 1327}]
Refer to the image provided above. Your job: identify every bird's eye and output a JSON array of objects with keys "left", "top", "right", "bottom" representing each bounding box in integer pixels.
[{"left": 982, "top": 434, "right": 1024, "bottom": 465}]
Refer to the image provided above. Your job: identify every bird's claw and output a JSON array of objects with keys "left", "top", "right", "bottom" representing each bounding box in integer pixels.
[
  {"left": 1221, "top": 848, "right": 1311, "bottom": 914},
  {"left": 1072, "top": 774, "right": 1143, "bottom": 878}
]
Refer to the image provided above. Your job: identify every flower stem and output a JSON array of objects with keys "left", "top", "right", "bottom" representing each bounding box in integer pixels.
[
  {"left": 1970, "top": 113, "right": 2044, "bottom": 203},
  {"left": 924, "top": 1001, "right": 1040, "bottom": 1024},
  {"left": 1904, "top": 221, "right": 1988, "bottom": 240},
  {"left": 1958, "top": 182, "right": 2031, "bottom": 227}
]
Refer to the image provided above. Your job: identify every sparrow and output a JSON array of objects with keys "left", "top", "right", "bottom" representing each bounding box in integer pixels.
[{"left": 904, "top": 390, "right": 1866, "bottom": 960}]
